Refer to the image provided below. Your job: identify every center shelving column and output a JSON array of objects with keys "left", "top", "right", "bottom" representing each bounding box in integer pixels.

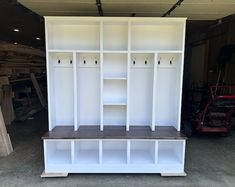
[{"left": 101, "top": 21, "right": 128, "bottom": 130}]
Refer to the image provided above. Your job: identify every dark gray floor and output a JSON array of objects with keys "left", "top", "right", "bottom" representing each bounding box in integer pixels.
[{"left": 0, "top": 110, "right": 235, "bottom": 187}]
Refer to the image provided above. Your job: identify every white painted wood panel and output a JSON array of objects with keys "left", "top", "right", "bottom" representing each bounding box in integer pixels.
[
  {"left": 44, "top": 17, "right": 186, "bottom": 175},
  {"left": 129, "top": 53, "right": 154, "bottom": 126},
  {"left": 47, "top": 22, "right": 100, "bottom": 50}
]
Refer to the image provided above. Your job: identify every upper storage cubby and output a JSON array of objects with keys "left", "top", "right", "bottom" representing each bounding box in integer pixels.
[
  {"left": 47, "top": 21, "right": 100, "bottom": 50},
  {"left": 131, "top": 22, "right": 184, "bottom": 51},
  {"left": 103, "top": 22, "right": 128, "bottom": 51}
]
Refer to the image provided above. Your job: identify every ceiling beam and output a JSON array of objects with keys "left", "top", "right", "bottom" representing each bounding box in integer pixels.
[
  {"left": 162, "top": 0, "right": 184, "bottom": 17},
  {"left": 96, "top": 0, "right": 103, "bottom": 16}
]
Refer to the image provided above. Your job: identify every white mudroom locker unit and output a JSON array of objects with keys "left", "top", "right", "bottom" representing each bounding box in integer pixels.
[{"left": 42, "top": 16, "right": 187, "bottom": 176}]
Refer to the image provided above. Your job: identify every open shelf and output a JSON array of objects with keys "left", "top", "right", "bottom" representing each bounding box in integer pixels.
[
  {"left": 103, "top": 100, "right": 127, "bottom": 106},
  {"left": 74, "top": 140, "right": 99, "bottom": 164},
  {"left": 131, "top": 50, "right": 182, "bottom": 54},
  {"left": 102, "top": 140, "right": 127, "bottom": 164},
  {"left": 103, "top": 105, "right": 126, "bottom": 125},
  {"left": 130, "top": 141, "right": 155, "bottom": 164},
  {"left": 103, "top": 22, "right": 128, "bottom": 51},
  {"left": 46, "top": 141, "right": 71, "bottom": 164},
  {"left": 47, "top": 21, "right": 100, "bottom": 50},
  {"left": 131, "top": 22, "right": 184, "bottom": 51},
  {"left": 103, "top": 79, "right": 127, "bottom": 104},
  {"left": 103, "top": 53, "right": 127, "bottom": 78},
  {"left": 158, "top": 141, "right": 183, "bottom": 165},
  {"left": 103, "top": 75, "right": 127, "bottom": 80}
]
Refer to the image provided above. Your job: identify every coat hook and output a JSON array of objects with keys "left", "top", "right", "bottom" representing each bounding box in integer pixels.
[
  {"left": 132, "top": 57, "right": 136, "bottom": 65},
  {"left": 158, "top": 58, "right": 161, "bottom": 65},
  {"left": 83, "top": 56, "right": 86, "bottom": 64},
  {"left": 57, "top": 57, "right": 60, "bottom": 64},
  {"left": 70, "top": 60, "right": 72, "bottom": 64},
  {"left": 95, "top": 58, "right": 98, "bottom": 64},
  {"left": 170, "top": 57, "right": 174, "bottom": 65},
  {"left": 145, "top": 57, "right": 148, "bottom": 65}
]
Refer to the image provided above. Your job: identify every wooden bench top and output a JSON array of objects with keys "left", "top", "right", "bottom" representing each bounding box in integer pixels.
[{"left": 42, "top": 126, "right": 187, "bottom": 140}]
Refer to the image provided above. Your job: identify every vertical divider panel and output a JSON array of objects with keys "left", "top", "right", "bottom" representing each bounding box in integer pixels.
[
  {"left": 45, "top": 20, "right": 52, "bottom": 131},
  {"left": 182, "top": 140, "right": 186, "bottom": 167},
  {"left": 73, "top": 52, "right": 78, "bottom": 131},
  {"left": 151, "top": 53, "right": 158, "bottom": 131},
  {"left": 71, "top": 140, "right": 75, "bottom": 164},
  {"left": 47, "top": 52, "right": 52, "bottom": 131},
  {"left": 100, "top": 21, "right": 104, "bottom": 131},
  {"left": 126, "top": 21, "right": 131, "bottom": 131},
  {"left": 127, "top": 140, "right": 130, "bottom": 164},
  {"left": 154, "top": 140, "right": 158, "bottom": 164},
  {"left": 177, "top": 22, "right": 186, "bottom": 131},
  {"left": 99, "top": 140, "right": 103, "bottom": 164},
  {"left": 43, "top": 140, "right": 47, "bottom": 166}
]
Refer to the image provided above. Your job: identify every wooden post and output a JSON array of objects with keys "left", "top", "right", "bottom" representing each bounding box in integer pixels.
[
  {"left": 0, "top": 77, "right": 15, "bottom": 125},
  {"left": 0, "top": 106, "right": 13, "bottom": 156},
  {"left": 30, "top": 73, "right": 47, "bottom": 107}
]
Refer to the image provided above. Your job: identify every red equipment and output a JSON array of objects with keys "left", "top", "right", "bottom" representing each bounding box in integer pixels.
[{"left": 195, "top": 85, "right": 235, "bottom": 134}]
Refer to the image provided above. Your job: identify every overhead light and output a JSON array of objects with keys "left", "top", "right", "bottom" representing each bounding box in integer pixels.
[
  {"left": 14, "top": 28, "right": 20, "bottom": 32},
  {"left": 36, "top": 37, "right": 41, "bottom": 40},
  {"left": 14, "top": 42, "right": 18, "bottom": 45}
]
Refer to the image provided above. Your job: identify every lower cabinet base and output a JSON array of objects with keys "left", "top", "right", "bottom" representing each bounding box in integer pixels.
[
  {"left": 44, "top": 164, "right": 185, "bottom": 174},
  {"left": 42, "top": 126, "right": 187, "bottom": 176},
  {"left": 41, "top": 170, "right": 187, "bottom": 178},
  {"left": 43, "top": 138, "right": 186, "bottom": 176}
]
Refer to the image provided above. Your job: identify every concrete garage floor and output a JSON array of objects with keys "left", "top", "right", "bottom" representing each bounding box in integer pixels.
[{"left": 0, "top": 110, "right": 235, "bottom": 187}]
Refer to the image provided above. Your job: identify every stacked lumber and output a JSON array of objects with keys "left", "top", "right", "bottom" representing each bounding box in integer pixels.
[
  {"left": 0, "top": 41, "right": 45, "bottom": 76},
  {"left": 0, "top": 106, "right": 13, "bottom": 156},
  {"left": 0, "top": 41, "right": 46, "bottom": 124},
  {"left": 0, "top": 77, "right": 15, "bottom": 125}
]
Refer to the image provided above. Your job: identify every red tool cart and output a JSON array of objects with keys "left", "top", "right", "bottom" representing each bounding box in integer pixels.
[{"left": 195, "top": 85, "right": 235, "bottom": 134}]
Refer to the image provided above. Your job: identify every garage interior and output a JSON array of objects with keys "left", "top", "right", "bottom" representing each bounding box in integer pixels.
[{"left": 0, "top": 0, "right": 235, "bottom": 186}]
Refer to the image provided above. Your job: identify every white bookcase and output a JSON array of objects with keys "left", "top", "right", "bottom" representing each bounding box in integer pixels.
[{"left": 43, "top": 17, "right": 187, "bottom": 175}]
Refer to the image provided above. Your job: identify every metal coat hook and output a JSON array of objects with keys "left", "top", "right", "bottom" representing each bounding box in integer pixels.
[
  {"left": 170, "top": 57, "right": 174, "bottom": 65},
  {"left": 70, "top": 60, "right": 72, "bottom": 64},
  {"left": 57, "top": 57, "right": 60, "bottom": 64},
  {"left": 158, "top": 58, "right": 161, "bottom": 65},
  {"left": 95, "top": 58, "right": 98, "bottom": 64},
  {"left": 145, "top": 57, "right": 148, "bottom": 65},
  {"left": 83, "top": 56, "right": 86, "bottom": 64},
  {"left": 132, "top": 57, "right": 136, "bottom": 65}
]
